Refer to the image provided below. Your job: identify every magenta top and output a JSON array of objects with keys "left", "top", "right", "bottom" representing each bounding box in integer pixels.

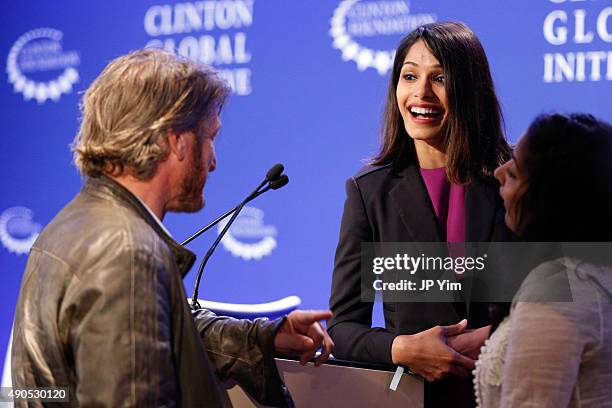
[{"left": 419, "top": 167, "right": 465, "bottom": 243}]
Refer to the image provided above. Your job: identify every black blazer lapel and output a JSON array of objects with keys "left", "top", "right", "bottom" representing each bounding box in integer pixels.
[
  {"left": 385, "top": 164, "right": 467, "bottom": 330},
  {"left": 388, "top": 164, "right": 441, "bottom": 242}
]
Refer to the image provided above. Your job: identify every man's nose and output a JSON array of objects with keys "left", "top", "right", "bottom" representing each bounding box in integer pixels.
[{"left": 209, "top": 153, "right": 217, "bottom": 172}]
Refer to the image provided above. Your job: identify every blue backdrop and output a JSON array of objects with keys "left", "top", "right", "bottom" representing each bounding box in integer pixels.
[{"left": 1, "top": 0, "right": 611, "bottom": 370}]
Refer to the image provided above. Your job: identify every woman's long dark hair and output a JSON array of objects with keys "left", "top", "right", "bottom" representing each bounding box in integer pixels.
[
  {"left": 514, "top": 113, "right": 612, "bottom": 242},
  {"left": 490, "top": 113, "right": 612, "bottom": 331},
  {"left": 373, "top": 21, "right": 511, "bottom": 184}
]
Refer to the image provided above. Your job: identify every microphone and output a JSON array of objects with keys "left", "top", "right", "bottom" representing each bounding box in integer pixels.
[
  {"left": 266, "top": 163, "right": 284, "bottom": 182},
  {"left": 181, "top": 167, "right": 287, "bottom": 246},
  {"left": 271, "top": 174, "right": 289, "bottom": 188},
  {"left": 256, "top": 174, "right": 289, "bottom": 195},
  {"left": 188, "top": 164, "right": 288, "bottom": 309}
]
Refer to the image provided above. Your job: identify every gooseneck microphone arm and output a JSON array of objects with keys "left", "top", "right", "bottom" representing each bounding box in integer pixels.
[
  {"left": 188, "top": 164, "right": 288, "bottom": 310},
  {"left": 181, "top": 207, "right": 236, "bottom": 246},
  {"left": 181, "top": 174, "right": 289, "bottom": 246}
]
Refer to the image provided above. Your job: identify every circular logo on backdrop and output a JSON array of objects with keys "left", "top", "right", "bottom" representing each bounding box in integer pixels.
[
  {"left": 218, "top": 206, "right": 277, "bottom": 261},
  {"left": 6, "top": 28, "right": 80, "bottom": 104},
  {"left": 0, "top": 207, "right": 41, "bottom": 255},
  {"left": 329, "top": 0, "right": 437, "bottom": 75}
]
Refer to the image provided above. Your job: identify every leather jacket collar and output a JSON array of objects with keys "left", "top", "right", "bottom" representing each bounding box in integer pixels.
[{"left": 83, "top": 175, "right": 197, "bottom": 277}]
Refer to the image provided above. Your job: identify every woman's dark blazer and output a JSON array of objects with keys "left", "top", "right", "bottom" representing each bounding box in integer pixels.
[{"left": 328, "top": 159, "right": 515, "bottom": 365}]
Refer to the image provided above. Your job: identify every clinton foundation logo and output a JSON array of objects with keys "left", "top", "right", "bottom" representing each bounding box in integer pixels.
[
  {"left": 0, "top": 207, "right": 41, "bottom": 255},
  {"left": 6, "top": 28, "right": 80, "bottom": 104},
  {"left": 330, "top": 0, "right": 436, "bottom": 75},
  {"left": 218, "top": 206, "right": 277, "bottom": 261}
]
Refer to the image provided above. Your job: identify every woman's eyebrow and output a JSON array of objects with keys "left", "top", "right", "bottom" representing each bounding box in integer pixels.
[{"left": 402, "top": 61, "right": 442, "bottom": 68}]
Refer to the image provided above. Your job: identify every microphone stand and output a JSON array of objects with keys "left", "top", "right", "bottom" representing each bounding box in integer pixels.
[{"left": 188, "top": 171, "right": 288, "bottom": 310}]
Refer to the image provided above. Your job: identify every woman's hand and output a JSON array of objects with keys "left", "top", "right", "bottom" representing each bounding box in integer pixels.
[
  {"left": 391, "top": 319, "right": 475, "bottom": 381},
  {"left": 446, "top": 325, "right": 491, "bottom": 360}
]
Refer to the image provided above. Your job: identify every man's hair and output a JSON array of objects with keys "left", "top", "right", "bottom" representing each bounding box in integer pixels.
[
  {"left": 72, "top": 48, "right": 230, "bottom": 180},
  {"left": 373, "top": 21, "right": 511, "bottom": 184}
]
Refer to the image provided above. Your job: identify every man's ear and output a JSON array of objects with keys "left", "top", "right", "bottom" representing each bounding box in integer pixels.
[{"left": 166, "top": 129, "right": 186, "bottom": 161}]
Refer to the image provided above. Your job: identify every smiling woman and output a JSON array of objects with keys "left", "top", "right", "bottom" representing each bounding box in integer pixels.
[
  {"left": 328, "top": 22, "right": 515, "bottom": 408},
  {"left": 395, "top": 39, "right": 448, "bottom": 168},
  {"left": 372, "top": 21, "right": 511, "bottom": 183}
]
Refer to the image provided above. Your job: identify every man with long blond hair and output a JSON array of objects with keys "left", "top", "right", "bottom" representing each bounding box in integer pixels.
[{"left": 11, "top": 48, "right": 332, "bottom": 407}]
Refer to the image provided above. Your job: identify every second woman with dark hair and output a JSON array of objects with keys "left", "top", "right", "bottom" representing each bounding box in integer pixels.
[
  {"left": 328, "top": 22, "right": 514, "bottom": 406},
  {"left": 474, "top": 113, "right": 612, "bottom": 407}
]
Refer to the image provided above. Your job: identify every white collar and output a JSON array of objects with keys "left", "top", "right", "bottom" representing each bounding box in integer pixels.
[{"left": 134, "top": 195, "right": 173, "bottom": 239}]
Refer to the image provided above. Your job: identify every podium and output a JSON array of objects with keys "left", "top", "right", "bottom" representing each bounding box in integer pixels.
[{"left": 228, "top": 358, "right": 424, "bottom": 407}]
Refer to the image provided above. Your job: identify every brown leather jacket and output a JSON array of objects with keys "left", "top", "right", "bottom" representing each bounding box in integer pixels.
[{"left": 11, "top": 176, "right": 290, "bottom": 407}]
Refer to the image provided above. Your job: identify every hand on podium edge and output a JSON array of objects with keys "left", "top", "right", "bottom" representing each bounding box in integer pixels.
[{"left": 274, "top": 310, "right": 334, "bottom": 367}]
